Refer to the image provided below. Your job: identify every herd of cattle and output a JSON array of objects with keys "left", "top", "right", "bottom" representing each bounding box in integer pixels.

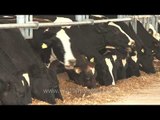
[{"left": 0, "top": 15, "right": 160, "bottom": 105}]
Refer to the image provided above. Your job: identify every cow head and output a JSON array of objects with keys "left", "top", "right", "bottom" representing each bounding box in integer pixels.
[
  {"left": 138, "top": 48, "right": 156, "bottom": 74},
  {"left": 148, "top": 24, "right": 160, "bottom": 41},
  {"left": 67, "top": 55, "right": 97, "bottom": 89},
  {"left": 137, "top": 21, "right": 160, "bottom": 60},
  {"left": 147, "top": 24, "right": 160, "bottom": 60},
  {"left": 28, "top": 64, "right": 60, "bottom": 104},
  {"left": 39, "top": 17, "right": 76, "bottom": 70},
  {"left": 152, "top": 40, "right": 160, "bottom": 60},
  {"left": 127, "top": 51, "right": 140, "bottom": 77},
  {"left": 0, "top": 73, "right": 31, "bottom": 105}
]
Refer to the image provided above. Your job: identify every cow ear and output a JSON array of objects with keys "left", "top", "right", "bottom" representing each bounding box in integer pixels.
[
  {"left": 74, "top": 67, "right": 82, "bottom": 74},
  {"left": 90, "top": 58, "right": 95, "bottom": 63},
  {"left": 41, "top": 43, "right": 48, "bottom": 49},
  {"left": 141, "top": 48, "right": 145, "bottom": 53},
  {"left": 148, "top": 29, "right": 153, "bottom": 35}
]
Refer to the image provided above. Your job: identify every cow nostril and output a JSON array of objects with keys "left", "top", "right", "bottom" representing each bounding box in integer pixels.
[
  {"left": 131, "top": 41, "right": 135, "bottom": 48},
  {"left": 69, "top": 59, "right": 76, "bottom": 66},
  {"left": 126, "top": 47, "right": 132, "bottom": 53}
]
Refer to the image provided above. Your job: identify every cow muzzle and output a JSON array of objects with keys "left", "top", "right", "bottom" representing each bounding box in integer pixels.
[
  {"left": 65, "top": 59, "right": 76, "bottom": 69},
  {"left": 130, "top": 41, "right": 136, "bottom": 48}
]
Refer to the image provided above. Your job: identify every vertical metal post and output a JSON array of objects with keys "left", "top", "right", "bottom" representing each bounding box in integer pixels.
[
  {"left": 155, "top": 15, "right": 158, "bottom": 32},
  {"left": 75, "top": 15, "right": 89, "bottom": 21},
  {"left": 132, "top": 16, "right": 137, "bottom": 34},
  {"left": 16, "top": 15, "right": 33, "bottom": 39}
]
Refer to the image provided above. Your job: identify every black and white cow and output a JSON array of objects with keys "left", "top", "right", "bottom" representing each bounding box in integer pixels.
[
  {"left": 115, "top": 21, "right": 156, "bottom": 74},
  {"left": 50, "top": 55, "right": 97, "bottom": 89},
  {"left": 148, "top": 24, "right": 160, "bottom": 41},
  {"left": 137, "top": 20, "right": 160, "bottom": 61},
  {"left": 61, "top": 16, "right": 136, "bottom": 85},
  {"left": 0, "top": 21, "right": 62, "bottom": 104},
  {"left": 147, "top": 23, "right": 160, "bottom": 60},
  {"left": 28, "top": 16, "right": 97, "bottom": 89},
  {"left": 97, "top": 47, "right": 129, "bottom": 85},
  {"left": 32, "top": 15, "right": 136, "bottom": 86}
]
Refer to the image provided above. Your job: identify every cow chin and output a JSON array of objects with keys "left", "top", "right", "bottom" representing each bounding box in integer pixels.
[
  {"left": 155, "top": 55, "right": 160, "bottom": 60},
  {"left": 64, "top": 65, "right": 74, "bottom": 70},
  {"left": 154, "top": 51, "right": 160, "bottom": 60}
]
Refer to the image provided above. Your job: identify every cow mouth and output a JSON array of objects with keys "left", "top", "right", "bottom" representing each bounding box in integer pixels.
[
  {"left": 64, "top": 65, "right": 74, "bottom": 70},
  {"left": 126, "top": 47, "right": 132, "bottom": 53}
]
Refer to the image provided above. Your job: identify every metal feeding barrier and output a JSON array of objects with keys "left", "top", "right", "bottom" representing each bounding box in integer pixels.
[
  {"left": 0, "top": 17, "right": 133, "bottom": 29},
  {"left": 0, "top": 15, "right": 132, "bottom": 39},
  {"left": 0, "top": 15, "right": 160, "bottom": 39}
]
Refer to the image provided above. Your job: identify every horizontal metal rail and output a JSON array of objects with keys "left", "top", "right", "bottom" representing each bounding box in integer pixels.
[
  {"left": 0, "top": 15, "right": 157, "bottom": 30},
  {"left": 0, "top": 18, "right": 132, "bottom": 29},
  {"left": 133, "top": 15, "right": 153, "bottom": 18}
]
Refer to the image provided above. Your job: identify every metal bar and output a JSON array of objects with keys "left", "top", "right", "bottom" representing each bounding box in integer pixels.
[
  {"left": 134, "top": 15, "right": 153, "bottom": 19},
  {"left": 0, "top": 18, "right": 132, "bottom": 29},
  {"left": 16, "top": 15, "right": 33, "bottom": 39}
]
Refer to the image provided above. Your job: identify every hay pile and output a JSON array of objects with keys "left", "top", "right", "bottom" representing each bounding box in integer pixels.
[{"left": 32, "top": 71, "right": 160, "bottom": 105}]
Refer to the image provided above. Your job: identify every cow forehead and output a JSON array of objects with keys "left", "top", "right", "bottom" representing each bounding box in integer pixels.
[
  {"left": 56, "top": 29, "right": 70, "bottom": 40},
  {"left": 54, "top": 17, "right": 73, "bottom": 29}
]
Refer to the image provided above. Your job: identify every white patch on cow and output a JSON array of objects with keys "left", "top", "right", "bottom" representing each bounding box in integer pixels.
[
  {"left": 54, "top": 17, "right": 73, "bottom": 29},
  {"left": 49, "top": 48, "right": 57, "bottom": 63},
  {"left": 90, "top": 67, "right": 95, "bottom": 75},
  {"left": 139, "top": 64, "right": 143, "bottom": 67},
  {"left": 131, "top": 51, "right": 138, "bottom": 63},
  {"left": 105, "top": 58, "right": 115, "bottom": 85},
  {"left": 74, "top": 67, "right": 81, "bottom": 74},
  {"left": 152, "top": 50, "right": 154, "bottom": 53},
  {"left": 41, "top": 43, "right": 48, "bottom": 49},
  {"left": 21, "top": 80, "right": 25, "bottom": 86},
  {"left": 141, "top": 48, "right": 144, "bottom": 53},
  {"left": 44, "top": 28, "right": 50, "bottom": 33},
  {"left": 112, "top": 55, "right": 117, "bottom": 62},
  {"left": 22, "top": 73, "right": 30, "bottom": 86},
  {"left": 148, "top": 24, "right": 160, "bottom": 41},
  {"left": 90, "top": 58, "right": 95, "bottom": 63},
  {"left": 108, "top": 22, "right": 135, "bottom": 46},
  {"left": 91, "top": 15, "right": 105, "bottom": 18},
  {"left": 105, "top": 45, "right": 116, "bottom": 49},
  {"left": 56, "top": 29, "right": 76, "bottom": 68},
  {"left": 122, "top": 59, "right": 127, "bottom": 67},
  {"left": 46, "top": 63, "right": 51, "bottom": 68}
]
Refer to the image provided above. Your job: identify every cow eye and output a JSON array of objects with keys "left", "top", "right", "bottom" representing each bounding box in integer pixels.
[{"left": 74, "top": 67, "right": 82, "bottom": 74}]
